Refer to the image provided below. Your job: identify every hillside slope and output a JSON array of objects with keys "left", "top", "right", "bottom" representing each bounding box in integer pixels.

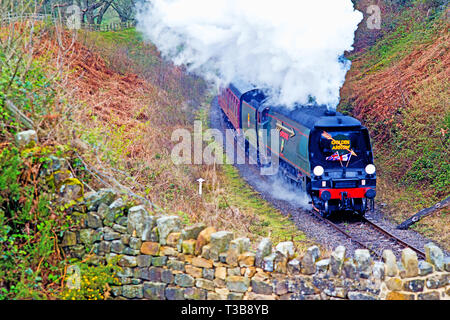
[{"left": 339, "top": 2, "right": 449, "bottom": 247}]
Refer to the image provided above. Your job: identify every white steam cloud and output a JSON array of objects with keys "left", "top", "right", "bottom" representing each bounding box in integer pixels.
[{"left": 136, "top": 0, "right": 363, "bottom": 109}]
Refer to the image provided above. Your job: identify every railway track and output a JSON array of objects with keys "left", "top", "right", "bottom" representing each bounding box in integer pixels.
[{"left": 309, "top": 209, "right": 426, "bottom": 259}]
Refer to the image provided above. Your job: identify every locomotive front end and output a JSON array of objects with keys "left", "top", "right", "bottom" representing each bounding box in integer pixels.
[{"left": 309, "top": 115, "right": 376, "bottom": 217}]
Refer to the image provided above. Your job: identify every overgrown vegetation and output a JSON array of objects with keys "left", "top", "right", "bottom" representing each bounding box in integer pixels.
[{"left": 340, "top": 1, "right": 449, "bottom": 248}]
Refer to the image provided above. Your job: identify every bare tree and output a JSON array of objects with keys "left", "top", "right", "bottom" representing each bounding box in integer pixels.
[{"left": 111, "top": 0, "right": 135, "bottom": 22}]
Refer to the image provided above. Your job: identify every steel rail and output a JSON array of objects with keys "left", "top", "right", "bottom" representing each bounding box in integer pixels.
[
  {"left": 362, "top": 217, "right": 426, "bottom": 259},
  {"left": 309, "top": 209, "right": 382, "bottom": 258}
]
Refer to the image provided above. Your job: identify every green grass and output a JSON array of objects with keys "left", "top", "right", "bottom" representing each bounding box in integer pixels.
[{"left": 221, "top": 164, "right": 308, "bottom": 246}]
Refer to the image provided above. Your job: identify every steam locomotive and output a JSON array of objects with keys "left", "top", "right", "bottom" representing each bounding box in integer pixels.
[{"left": 218, "top": 81, "right": 376, "bottom": 217}]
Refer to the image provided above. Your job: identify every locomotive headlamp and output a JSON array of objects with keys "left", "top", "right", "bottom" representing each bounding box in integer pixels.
[
  {"left": 313, "top": 166, "right": 324, "bottom": 176},
  {"left": 365, "top": 164, "right": 376, "bottom": 175}
]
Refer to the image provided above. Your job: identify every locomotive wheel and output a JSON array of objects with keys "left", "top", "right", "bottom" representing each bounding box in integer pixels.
[
  {"left": 320, "top": 201, "right": 332, "bottom": 219},
  {"left": 354, "top": 198, "right": 367, "bottom": 217}
]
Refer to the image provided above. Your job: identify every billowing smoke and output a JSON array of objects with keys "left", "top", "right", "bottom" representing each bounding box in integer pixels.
[{"left": 136, "top": 0, "right": 363, "bottom": 109}]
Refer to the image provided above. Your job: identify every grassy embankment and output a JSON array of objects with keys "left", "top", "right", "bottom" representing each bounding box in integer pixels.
[
  {"left": 339, "top": 2, "right": 449, "bottom": 248},
  {"left": 0, "top": 24, "right": 312, "bottom": 299},
  {"left": 81, "top": 28, "right": 310, "bottom": 248}
]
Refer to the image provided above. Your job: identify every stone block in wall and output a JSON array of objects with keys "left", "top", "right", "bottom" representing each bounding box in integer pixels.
[
  {"left": 161, "top": 269, "right": 174, "bottom": 284},
  {"left": 372, "top": 261, "right": 385, "bottom": 280},
  {"left": 426, "top": 274, "right": 448, "bottom": 289},
  {"left": 329, "top": 246, "right": 346, "bottom": 276},
  {"left": 85, "top": 188, "right": 117, "bottom": 211},
  {"left": 102, "top": 227, "right": 121, "bottom": 241},
  {"left": 122, "top": 284, "right": 144, "bottom": 299},
  {"left": 121, "top": 234, "right": 130, "bottom": 245},
  {"left": 137, "top": 255, "right": 152, "bottom": 268},
  {"left": 160, "top": 246, "right": 178, "bottom": 256},
  {"left": 166, "top": 232, "right": 181, "bottom": 247},
  {"left": 251, "top": 279, "right": 273, "bottom": 295},
  {"left": 79, "top": 229, "right": 101, "bottom": 245},
  {"left": 195, "top": 227, "right": 216, "bottom": 255},
  {"left": 143, "top": 282, "right": 166, "bottom": 300},
  {"left": 347, "top": 291, "right": 377, "bottom": 300},
  {"left": 184, "top": 287, "right": 207, "bottom": 300},
  {"left": 98, "top": 241, "right": 111, "bottom": 255},
  {"left": 418, "top": 261, "right": 434, "bottom": 276},
  {"left": 112, "top": 224, "right": 127, "bottom": 234},
  {"left": 287, "top": 277, "right": 317, "bottom": 296},
  {"left": 401, "top": 248, "right": 418, "bottom": 278},
  {"left": 129, "top": 237, "right": 142, "bottom": 250},
  {"left": 315, "top": 259, "right": 329, "bottom": 273},
  {"left": 118, "top": 255, "right": 138, "bottom": 268},
  {"left": 417, "top": 291, "right": 440, "bottom": 300},
  {"left": 246, "top": 292, "right": 276, "bottom": 300},
  {"left": 403, "top": 279, "right": 425, "bottom": 292},
  {"left": 208, "top": 292, "right": 221, "bottom": 300},
  {"left": 97, "top": 203, "right": 109, "bottom": 220},
  {"left": 214, "top": 278, "right": 226, "bottom": 289},
  {"left": 255, "top": 238, "right": 272, "bottom": 268},
  {"left": 140, "top": 242, "right": 160, "bottom": 255},
  {"left": 225, "top": 248, "right": 238, "bottom": 267},
  {"left": 152, "top": 256, "right": 168, "bottom": 267},
  {"left": 262, "top": 253, "right": 276, "bottom": 272},
  {"left": 385, "top": 277, "right": 403, "bottom": 291},
  {"left": 274, "top": 252, "right": 288, "bottom": 274},
  {"left": 301, "top": 246, "right": 320, "bottom": 275},
  {"left": 226, "top": 276, "right": 250, "bottom": 293},
  {"left": 397, "top": 261, "right": 407, "bottom": 278},
  {"left": 181, "top": 223, "right": 207, "bottom": 240},
  {"left": 61, "top": 231, "right": 77, "bottom": 247},
  {"left": 111, "top": 240, "right": 125, "bottom": 253},
  {"left": 192, "top": 257, "right": 213, "bottom": 269},
  {"left": 238, "top": 252, "right": 255, "bottom": 267},
  {"left": 275, "top": 241, "right": 295, "bottom": 259},
  {"left": 354, "top": 249, "right": 372, "bottom": 279},
  {"left": 185, "top": 265, "right": 203, "bottom": 278},
  {"left": 230, "top": 238, "right": 251, "bottom": 254},
  {"left": 227, "top": 267, "right": 241, "bottom": 276},
  {"left": 343, "top": 259, "right": 357, "bottom": 280},
  {"left": 210, "top": 231, "right": 234, "bottom": 258},
  {"left": 203, "top": 268, "right": 215, "bottom": 280},
  {"left": 228, "top": 292, "right": 244, "bottom": 300},
  {"left": 123, "top": 247, "right": 140, "bottom": 256},
  {"left": 127, "top": 205, "right": 154, "bottom": 239},
  {"left": 273, "top": 279, "right": 288, "bottom": 295},
  {"left": 382, "top": 250, "right": 398, "bottom": 277},
  {"left": 175, "top": 273, "right": 195, "bottom": 287},
  {"left": 109, "top": 198, "right": 125, "bottom": 219},
  {"left": 196, "top": 278, "right": 215, "bottom": 291},
  {"left": 116, "top": 216, "right": 128, "bottom": 227},
  {"left": 87, "top": 212, "right": 103, "bottom": 229},
  {"left": 167, "top": 259, "right": 185, "bottom": 271},
  {"left": 287, "top": 259, "right": 301, "bottom": 274},
  {"left": 157, "top": 216, "right": 183, "bottom": 245},
  {"left": 165, "top": 286, "right": 185, "bottom": 300},
  {"left": 445, "top": 257, "right": 450, "bottom": 272},
  {"left": 215, "top": 267, "right": 227, "bottom": 280},
  {"left": 182, "top": 239, "right": 196, "bottom": 255},
  {"left": 386, "top": 291, "right": 415, "bottom": 300},
  {"left": 117, "top": 267, "right": 134, "bottom": 278},
  {"left": 424, "top": 242, "right": 444, "bottom": 271}
]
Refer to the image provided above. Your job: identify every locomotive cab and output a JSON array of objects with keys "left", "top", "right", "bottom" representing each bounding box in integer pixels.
[{"left": 308, "top": 114, "right": 376, "bottom": 217}]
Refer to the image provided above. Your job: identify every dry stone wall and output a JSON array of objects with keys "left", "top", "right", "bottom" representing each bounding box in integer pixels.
[{"left": 61, "top": 188, "right": 450, "bottom": 300}]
